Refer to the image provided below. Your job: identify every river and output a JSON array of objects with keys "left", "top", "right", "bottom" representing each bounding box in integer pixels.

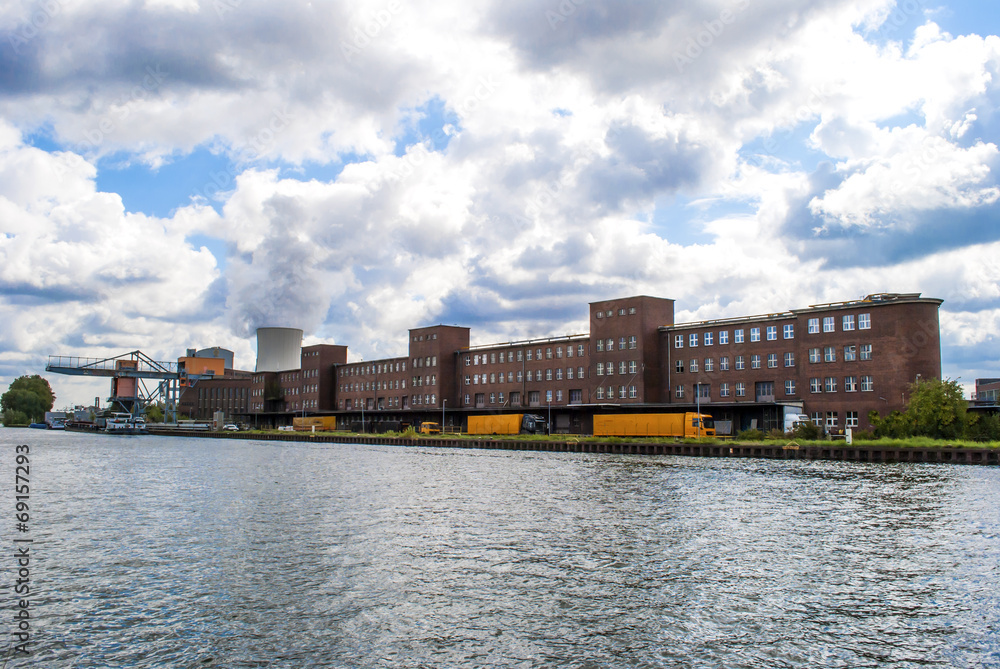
[{"left": 1, "top": 429, "right": 998, "bottom": 668}]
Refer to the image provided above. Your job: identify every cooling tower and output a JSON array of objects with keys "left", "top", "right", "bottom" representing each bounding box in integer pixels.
[{"left": 255, "top": 327, "right": 303, "bottom": 372}]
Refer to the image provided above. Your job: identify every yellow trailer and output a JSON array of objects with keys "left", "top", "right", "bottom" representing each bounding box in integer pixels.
[
  {"left": 466, "top": 414, "right": 548, "bottom": 435},
  {"left": 292, "top": 416, "right": 339, "bottom": 431},
  {"left": 593, "top": 412, "right": 715, "bottom": 438}
]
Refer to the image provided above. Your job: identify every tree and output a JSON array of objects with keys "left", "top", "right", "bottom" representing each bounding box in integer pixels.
[
  {"left": 1, "top": 375, "right": 56, "bottom": 423},
  {"left": 145, "top": 403, "right": 164, "bottom": 423},
  {"left": 2, "top": 409, "right": 30, "bottom": 426},
  {"left": 906, "top": 378, "right": 967, "bottom": 439}
]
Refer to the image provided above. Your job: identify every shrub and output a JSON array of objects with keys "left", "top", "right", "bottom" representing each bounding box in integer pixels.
[
  {"left": 2, "top": 409, "right": 30, "bottom": 426},
  {"left": 849, "top": 428, "right": 878, "bottom": 441},
  {"left": 737, "top": 428, "right": 765, "bottom": 441},
  {"left": 791, "top": 421, "right": 821, "bottom": 440},
  {"left": 767, "top": 428, "right": 785, "bottom": 439}
]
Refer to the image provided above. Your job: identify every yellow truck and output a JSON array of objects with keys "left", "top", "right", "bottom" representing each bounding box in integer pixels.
[
  {"left": 418, "top": 421, "right": 441, "bottom": 434},
  {"left": 593, "top": 412, "right": 715, "bottom": 438},
  {"left": 292, "top": 416, "right": 339, "bottom": 431},
  {"left": 466, "top": 414, "right": 548, "bottom": 435}
]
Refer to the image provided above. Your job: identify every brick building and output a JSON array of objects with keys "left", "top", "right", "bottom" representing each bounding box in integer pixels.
[{"left": 184, "top": 292, "right": 943, "bottom": 434}]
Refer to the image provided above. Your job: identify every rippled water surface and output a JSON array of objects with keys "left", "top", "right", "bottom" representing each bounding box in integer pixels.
[{"left": 1, "top": 430, "right": 998, "bottom": 668}]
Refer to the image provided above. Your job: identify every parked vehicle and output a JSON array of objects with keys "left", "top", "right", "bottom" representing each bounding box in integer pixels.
[
  {"left": 593, "top": 412, "right": 715, "bottom": 438},
  {"left": 783, "top": 408, "right": 811, "bottom": 432},
  {"left": 466, "top": 414, "right": 548, "bottom": 435},
  {"left": 418, "top": 421, "right": 441, "bottom": 434},
  {"left": 222, "top": 423, "right": 239, "bottom": 431}
]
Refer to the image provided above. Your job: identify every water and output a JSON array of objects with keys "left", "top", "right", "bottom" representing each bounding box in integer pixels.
[{"left": 1, "top": 429, "right": 998, "bottom": 668}]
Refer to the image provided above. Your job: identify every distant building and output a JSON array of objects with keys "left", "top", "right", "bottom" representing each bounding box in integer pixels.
[
  {"left": 220, "top": 292, "right": 943, "bottom": 434},
  {"left": 975, "top": 378, "right": 1000, "bottom": 405}
]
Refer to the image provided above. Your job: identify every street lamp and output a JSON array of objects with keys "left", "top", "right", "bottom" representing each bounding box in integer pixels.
[
  {"left": 442, "top": 398, "right": 447, "bottom": 432},
  {"left": 547, "top": 399, "right": 551, "bottom": 436}
]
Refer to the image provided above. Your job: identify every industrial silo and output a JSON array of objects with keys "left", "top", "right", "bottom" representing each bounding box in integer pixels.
[{"left": 255, "top": 327, "right": 303, "bottom": 372}]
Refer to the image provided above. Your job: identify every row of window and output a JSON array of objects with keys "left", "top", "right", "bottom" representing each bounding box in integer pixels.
[
  {"left": 341, "top": 378, "right": 408, "bottom": 393},
  {"left": 466, "top": 344, "right": 587, "bottom": 366},
  {"left": 595, "top": 306, "right": 638, "bottom": 318},
  {"left": 595, "top": 336, "right": 637, "bottom": 352},
  {"left": 675, "top": 345, "right": 874, "bottom": 373},
  {"left": 815, "top": 411, "right": 860, "bottom": 428},
  {"left": 808, "top": 314, "right": 871, "bottom": 333},
  {"left": 675, "top": 313, "right": 872, "bottom": 349},
  {"left": 340, "top": 361, "right": 408, "bottom": 377},
  {"left": 463, "top": 389, "right": 589, "bottom": 406},
  {"left": 596, "top": 361, "right": 639, "bottom": 375},
  {"left": 466, "top": 367, "right": 587, "bottom": 384},
  {"left": 595, "top": 386, "right": 639, "bottom": 400},
  {"left": 674, "top": 375, "right": 874, "bottom": 398}
]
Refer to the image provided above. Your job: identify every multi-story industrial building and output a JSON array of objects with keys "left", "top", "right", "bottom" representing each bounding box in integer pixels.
[{"left": 185, "top": 292, "right": 943, "bottom": 434}]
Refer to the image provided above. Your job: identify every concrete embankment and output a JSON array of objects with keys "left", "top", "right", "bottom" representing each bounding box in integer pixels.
[{"left": 147, "top": 429, "right": 1000, "bottom": 466}]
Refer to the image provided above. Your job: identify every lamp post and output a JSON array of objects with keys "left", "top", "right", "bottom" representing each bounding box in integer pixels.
[
  {"left": 442, "top": 398, "right": 447, "bottom": 432},
  {"left": 547, "top": 399, "right": 551, "bottom": 436}
]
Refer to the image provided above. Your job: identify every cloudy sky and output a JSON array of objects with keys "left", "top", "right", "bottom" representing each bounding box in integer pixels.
[{"left": 1, "top": 0, "right": 998, "bottom": 407}]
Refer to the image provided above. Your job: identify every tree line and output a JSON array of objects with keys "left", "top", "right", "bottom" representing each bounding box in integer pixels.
[
  {"left": 868, "top": 378, "right": 1000, "bottom": 442},
  {"left": 2, "top": 375, "right": 56, "bottom": 426}
]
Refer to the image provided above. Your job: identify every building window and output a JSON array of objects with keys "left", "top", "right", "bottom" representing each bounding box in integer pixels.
[
  {"left": 674, "top": 334, "right": 683, "bottom": 349},
  {"left": 823, "top": 316, "right": 835, "bottom": 332},
  {"left": 606, "top": 363, "right": 613, "bottom": 376},
  {"left": 567, "top": 367, "right": 574, "bottom": 380},
  {"left": 690, "top": 359, "right": 699, "bottom": 373},
  {"left": 809, "top": 348, "right": 821, "bottom": 364},
  {"left": 704, "top": 332, "right": 713, "bottom": 346},
  {"left": 577, "top": 344, "right": 585, "bottom": 356},
  {"left": 629, "top": 386, "right": 637, "bottom": 399},
  {"left": 824, "top": 346, "right": 836, "bottom": 363},
  {"left": 735, "top": 355, "right": 745, "bottom": 370},
  {"left": 785, "top": 380, "right": 796, "bottom": 395},
  {"left": 565, "top": 346, "right": 573, "bottom": 359},
  {"left": 844, "top": 345, "right": 856, "bottom": 362},
  {"left": 545, "top": 369, "right": 553, "bottom": 381},
  {"left": 843, "top": 314, "right": 855, "bottom": 331},
  {"left": 604, "top": 340, "right": 612, "bottom": 352},
  {"left": 750, "top": 354, "right": 760, "bottom": 369},
  {"left": 526, "top": 371, "right": 533, "bottom": 382},
  {"left": 846, "top": 411, "right": 859, "bottom": 427},
  {"left": 860, "top": 344, "right": 872, "bottom": 361},
  {"left": 750, "top": 327, "right": 760, "bottom": 342},
  {"left": 704, "top": 358, "right": 714, "bottom": 372},
  {"left": 546, "top": 347, "right": 553, "bottom": 359},
  {"left": 720, "top": 356, "right": 730, "bottom": 371},
  {"left": 618, "top": 308, "right": 626, "bottom": 316},
  {"left": 735, "top": 382, "right": 746, "bottom": 397},
  {"left": 719, "top": 331, "right": 729, "bottom": 345},
  {"left": 629, "top": 360, "right": 637, "bottom": 374},
  {"left": 735, "top": 329, "right": 744, "bottom": 344},
  {"left": 465, "top": 375, "right": 471, "bottom": 386},
  {"left": 619, "top": 385, "right": 627, "bottom": 399},
  {"left": 720, "top": 382, "right": 730, "bottom": 397},
  {"left": 690, "top": 333, "right": 699, "bottom": 347},
  {"left": 767, "top": 353, "right": 778, "bottom": 368},
  {"left": 859, "top": 313, "right": 871, "bottom": 330},
  {"left": 675, "top": 385, "right": 684, "bottom": 399},
  {"left": 511, "top": 392, "right": 521, "bottom": 406},
  {"left": 825, "top": 377, "right": 837, "bottom": 393},
  {"left": 676, "top": 360, "right": 684, "bottom": 373},
  {"left": 489, "top": 393, "right": 496, "bottom": 404},
  {"left": 784, "top": 352, "right": 795, "bottom": 367},
  {"left": 861, "top": 375, "right": 874, "bottom": 392},
  {"left": 570, "top": 390, "right": 582, "bottom": 404},
  {"left": 808, "top": 318, "right": 819, "bottom": 334},
  {"left": 597, "top": 387, "right": 607, "bottom": 400},
  {"left": 766, "top": 325, "right": 777, "bottom": 341},
  {"left": 826, "top": 412, "right": 839, "bottom": 428},
  {"left": 619, "top": 361, "right": 627, "bottom": 374},
  {"left": 618, "top": 338, "right": 626, "bottom": 351},
  {"left": 556, "top": 368, "right": 563, "bottom": 380},
  {"left": 516, "top": 370, "right": 523, "bottom": 382},
  {"left": 546, "top": 390, "right": 553, "bottom": 402},
  {"left": 529, "top": 391, "right": 540, "bottom": 406},
  {"left": 578, "top": 366, "right": 585, "bottom": 378},
  {"left": 629, "top": 336, "right": 637, "bottom": 349},
  {"left": 696, "top": 384, "right": 710, "bottom": 399},
  {"left": 527, "top": 348, "right": 534, "bottom": 360},
  {"left": 844, "top": 376, "right": 857, "bottom": 392},
  {"left": 783, "top": 324, "right": 794, "bottom": 339},
  {"left": 810, "top": 378, "right": 822, "bottom": 393}
]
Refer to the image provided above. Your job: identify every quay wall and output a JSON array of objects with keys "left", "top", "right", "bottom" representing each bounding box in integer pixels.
[{"left": 148, "top": 429, "right": 1000, "bottom": 466}]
